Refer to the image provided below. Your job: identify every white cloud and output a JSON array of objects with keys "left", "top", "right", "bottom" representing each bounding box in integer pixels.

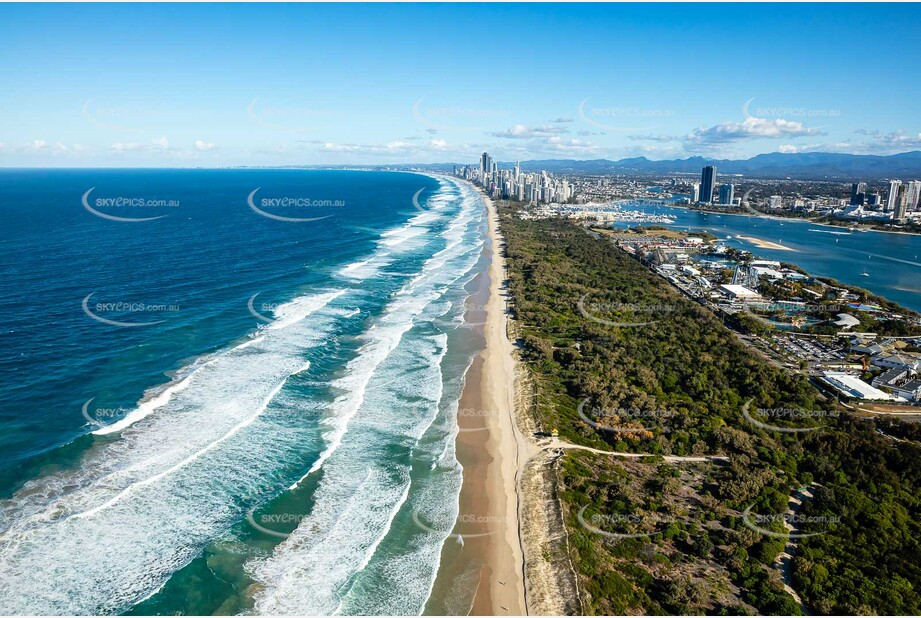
[
  {"left": 0, "top": 140, "right": 89, "bottom": 157},
  {"left": 854, "top": 129, "right": 921, "bottom": 152},
  {"left": 111, "top": 137, "right": 170, "bottom": 153},
  {"left": 628, "top": 133, "right": 679, "bottom": 142},
  {"left": 500, "top": 135, "right": 604, "bottom": 157},
  {"left": 317, "top": 137, "right": 474, "bottom": 158},
  {"left": 773, "top": 130, "right": 921, "bottom": 156},
  {"left": 685, "top": 117, "right": 824, "bottom": 145},
  {"left": 489, "top": 123, "right": 570, "bottom": 139},
  {"left": 194, "top": 140, "right": 215, "bottom": 151}
]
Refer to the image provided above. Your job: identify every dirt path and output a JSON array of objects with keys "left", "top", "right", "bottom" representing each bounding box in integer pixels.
[
  {"left": 773, "top": 483, "right": 820, "bottom": 615},
  {"left": 542, "top": 437, "right": 729, "bottom": 463}
]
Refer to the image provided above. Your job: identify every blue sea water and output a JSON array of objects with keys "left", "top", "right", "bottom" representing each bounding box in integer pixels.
[{"left": 0, "top": 169, "right": 488, "bottom": 614}]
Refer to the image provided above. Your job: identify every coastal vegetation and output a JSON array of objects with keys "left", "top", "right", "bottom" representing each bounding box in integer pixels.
[{"left": 499, "top": 202, "right": 921, "bottom": 615}]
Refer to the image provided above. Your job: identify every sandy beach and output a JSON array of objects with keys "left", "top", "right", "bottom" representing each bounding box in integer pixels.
[
  {"left": 478, "top": 190, "right": 532, "bottom": 615},
  {"left": 426, "top": 184, "right": 530, "bottom": 615},
  {"left": 735, "top": 234, "right": 797, "bottom": 251}
]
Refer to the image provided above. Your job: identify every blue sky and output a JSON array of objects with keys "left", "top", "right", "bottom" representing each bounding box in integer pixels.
[{"left": 1, "top": 3, "right": 919, "bottom": 166}]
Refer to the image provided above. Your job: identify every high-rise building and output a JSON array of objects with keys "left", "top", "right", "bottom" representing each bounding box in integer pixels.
[
  {"left": 895, "top": 198, "right": 908, "bottom": 222},
  {"left": 907, "top": 180, "right": 921, "bottom": 211},
  {"left": 850, "top": 182, "right": 867, "bottom": 206},
  {"left": 886, "top": 180, "right": 902, "bottom": 212},
  {"left": 718, "top": 183, "right": 735, "bottom": 205},
  {"left": 690, "top": 183, "right": 700, "bottom": 202},
  {"left": 700, "top": 166, "right": 717, "bottom": 203},
  {"left": 463, "top": 151, "right": 574, "bottom": 205}
]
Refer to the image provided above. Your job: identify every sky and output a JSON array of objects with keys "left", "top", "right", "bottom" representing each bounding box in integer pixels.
[{"left": 1, "top": 2, "right": 919, "bottom": 167}]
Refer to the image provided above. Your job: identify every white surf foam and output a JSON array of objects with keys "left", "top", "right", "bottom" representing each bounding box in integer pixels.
[
  {"left": 0, "top": 290, "right": 345, "bottom": 614},
  {"left": 0, "top": 174, "right": 487, "bottom": 615},
  {"left": 252, "top": 332, "right": 454, "bottom": 615},
  {"left": 250, "top": 182, "right": 487, "bottom": 614},
  {"left": 92, "top": 335, "right": 267, "bottom": 436},
  {"left": 270, "top": 290, "right": 346, "bottom": 330}
]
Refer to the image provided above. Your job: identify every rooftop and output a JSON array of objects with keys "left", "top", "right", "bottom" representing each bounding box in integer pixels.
[{"left": 822, "top": 371, "right": 898, "bottom": 401}]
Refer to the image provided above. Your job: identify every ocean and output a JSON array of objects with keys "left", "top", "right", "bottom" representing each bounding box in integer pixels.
[
  {"left": 611, "top": 201, "right": 921, "bottom": 313},
  {"left": 0, "top": 169, "right": 488, "bottom": 614}
]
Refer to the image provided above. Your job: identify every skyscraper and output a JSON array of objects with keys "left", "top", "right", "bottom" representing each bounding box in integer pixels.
[
  {"left": 906, "top": 180, "right": 921, "bottom": 211},
  {"left": 690, "top": 183, "right": 700, "bottom": 202},
  {"left": 718, "top": 183, "right": 735, "bottom": 205},
  {"left": 480, "top": 152, "right": 490, "bottom": 177},
  {"left": 700, "top": 166, "right": 716, "bottom": 203},
  {"left": 850, "top": 182, "right": 867, "bottom": 206},
  {"left": 895, "top": 197, "right": 908, "bottom": 222},
  {"left": 886, "top": 180, "right": 902, "bottom": 212}
]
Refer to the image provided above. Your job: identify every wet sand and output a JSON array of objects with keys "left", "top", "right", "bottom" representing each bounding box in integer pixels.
[{"left": 425, "top": 186, "right": 526, "bottom": 615}]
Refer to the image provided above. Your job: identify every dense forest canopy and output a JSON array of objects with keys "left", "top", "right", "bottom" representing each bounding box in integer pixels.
[{"left": 500, "top": 205, "right": 921, "bottom": 615}]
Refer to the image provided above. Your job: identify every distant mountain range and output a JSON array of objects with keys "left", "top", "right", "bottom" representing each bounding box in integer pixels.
[
  {"left": 392, "top": 151, "right": 921, "bottom": 180},
  {"left": 510, "top": 151, "right": 921, "bottom": 179}
]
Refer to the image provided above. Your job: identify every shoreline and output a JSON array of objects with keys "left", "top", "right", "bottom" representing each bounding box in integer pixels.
[
  {"left": 666, "top": 201, "right": 921, "bottom": 237},
  {"left": 733, "top": 234, "right": 797, "bottom": 251},
  {"left": 426, "top": 181, "right": 529, "bottom": 615}
]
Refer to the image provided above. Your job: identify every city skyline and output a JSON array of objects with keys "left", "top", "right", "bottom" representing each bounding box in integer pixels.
[
  {"left": 1, "top": 3, "right": 920, "bottom": 167},
  {"left": 465, "top": 149, "right": 921, "bottom": 225}
]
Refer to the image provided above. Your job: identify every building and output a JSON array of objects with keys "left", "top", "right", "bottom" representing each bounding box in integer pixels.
[
  {"left": 750, "top": 265, "right": 784, "bottom": 280},
  {"left": 464, "top": 152, "right": 575, "bottom": 205},
  {"left": 699, "top": 166, "right": 716, "bottom": 203},
  {"left": 718, "top": 284, "right": 761, "bottom": 300},
  {"left": 872, "top": 353, "right": 921, "bottom": 371},
  {"left": 718, "top": 183, "right": 735, "bottom": 205},
  {"left": 690, "top": 182, "right": 700, "bottom": 202},
  {"left": 822, "top": 371, "right": 897, "bottom": 400},
  {"left": 890, "top": 379, "right": 921, "bottom": 402},
  {"left": 872, "top": 367, "right": 909, "bottom": 388},
  {"left": 833, "top": 313, "right": 861, "bottom": 329},
  {"left": 886, "top": 180, "right": 902, "bottom": 212},
  {"left": 896, "top": 194, "right": 909, "bottom": 221},
  {"left": 850, "top": 182, "right": 867, "bottom": 206},
  {"left": 907, "top": 180, "right": 921, "bottom": 211}
]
